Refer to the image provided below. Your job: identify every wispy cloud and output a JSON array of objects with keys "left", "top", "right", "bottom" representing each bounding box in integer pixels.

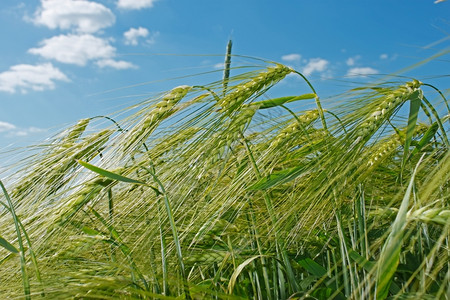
[
  {"left": 302, "top": 58, "right": 329, "bottom": 76},
  {"left": 0, "top": 121, "right": 46, "bottom": 137},
  {"left": 346, "top": 67, "right": 378, "bottom": 77},
  {"left": 96, "top": 59, "right": 137, "bottom": 70},
  {"left": 124, "top": 27, "right": 149, "bottom": 45},
  {"left": 32, "top": 0, "right": 115, "bottom": 33},
  {"left": 117, "top": 0, "right": 158, "bottom": 10},
  {"left": 380, "top": 54, "right": 388, "bottom": 60},
  {"left": 29, "top": 34, "right": 134, "bottom": 69},
  {"left": 0, "top": 121, "right": 16, "bottom": 132},
  {"left": 0, "top": 63, "right": 68, "bottom": 93},
  {"left": 346, "top": 55, "right": 360, "bottom": 66},
  {"left": 281, "top": 53, "right": 301, "bottom": 62},
  {"left": 213, "top": 63, "right": 225, "bottom": 69}
]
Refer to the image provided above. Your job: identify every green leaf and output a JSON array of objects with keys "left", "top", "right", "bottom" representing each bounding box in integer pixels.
[
  {"left": 409, "top": 122, "right": 439, "bottom": 158},
  {"left": 77, "top": 160, "right": 161, "bottom": 195},
  {"left": 402, "top": 90, "right": 421, "bottom": 168},
  {"left": 228, "top": 255, "right": 266, "bottom": 294},
  {"left": 422, "top": 96, "right": 448, "bottom": 147},
  {"left": 298, "top": 258, "right": 327, "bottom": 277},
  {"left": 376, "top": 157, "right": 423, "bottom": 300},
  {"left": 77, "top": 160, "right": 144, "bottom": 184},
  {"left": 0, "top": 235, "right": 18, "bottom": 253},
  {"left": 250, "top": 93, "right": 316, "bottom": 109},
  {"left": 89, "top": 208, "right": 120, "bottom": 241},
  {"left": 348, "top": 250, "right": 374, "bottom": 272},
  {"left": 248, "top": 165, "right": 306, "bottom": 190},
  {"left": 311, "top": 287, "right": 346, "bottom": 300}
]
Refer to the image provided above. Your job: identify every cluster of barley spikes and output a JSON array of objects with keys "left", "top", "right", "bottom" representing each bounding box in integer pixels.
[{"left": 0, "top": 57, "right": 448, "bottom": 300}]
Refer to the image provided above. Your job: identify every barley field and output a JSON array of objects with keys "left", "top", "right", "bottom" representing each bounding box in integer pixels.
[{"left": 0, "top": 54, "right": 448, "bottom": 299}]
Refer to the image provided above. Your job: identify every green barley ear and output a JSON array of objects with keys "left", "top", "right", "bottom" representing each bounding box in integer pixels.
[
  {"left": 219, "top": 64, "right": 292, "bottom": 114},
  {"left": 270, "top": 109, "right": 320, "bottom": 148},
  {"left": 60, "top": 118, "right": 90, "bottom": 147},
  {"left": 223, "top": 39, "right": 233, "bottom": 96},
  {"left": 408, "top": 207, "right": 450, "bottom": 226},
  {"left": 366, "top": 123, "right": 428, "bottom": 168},
  {"left": 356, "top": 80, "right": 422, "bottom": 138},
  {"left": 122, "top": 85, "right": 192, "bottom": 152}
]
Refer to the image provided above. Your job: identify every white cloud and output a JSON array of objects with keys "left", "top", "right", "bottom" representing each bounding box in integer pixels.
[
  {"left": 346, "top": 67, "right": 378, "bottom": 77},
  {"left": 124, "top": 27, "right": 149, "bottom": 45},
  {"left": 380, "top": 54, "right": 388, "bottom": 60},
  {"left": 117, "top": 0, "right": 158, "bottom": 10},
  {"left": 281, "top": 53, "right": 301, "bottom": 62},
  {"left": 29, "top": 34, "right": 116, "bottom": 66},
  {"left": 346, "top": 55, "right": 360, "bottom": 66},
  {"left": 28, "top": 127, "right": 46, "bottom": 133},
  {"left": 0, "top": 63, "right": 68, "bottom": 93},
  {"left": 213, "top": 63, "right": 225, "bottom": 69},
  {"left": 0, "top": 121, "right": 16, "bottom": 132},
  {"left": 0, "top": 121, "right": 46, "bottom": 137},
  {"left": 96, "top": 59, "right": 137, "bottom": 69},
  {"left": 4, "top": 126, "right": 46, "bottom": 137},
  {"left": 32, "top": 0, "right": 115, "bottom": 33},
  {"left": 302, "top": 58, "right": 329, "bottom": 76}
]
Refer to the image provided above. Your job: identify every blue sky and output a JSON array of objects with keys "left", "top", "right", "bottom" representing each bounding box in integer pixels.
[{"left": 0, "top": 0, "right": 449, "bottom": 151}]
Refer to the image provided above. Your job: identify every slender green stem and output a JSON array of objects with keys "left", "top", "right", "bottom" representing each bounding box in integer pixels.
[
  {"left": 421, "top": 82, "right": 450, "bottom": 114},
  {"left": 158, "top": 201, "right": 169, "bottom": 296},
  {"left": 0, "top": 200, "right": 44, "bottom": 297},
  {"left": 241, "top": 133, "right": 299, "bottom": 294},
  {"left": 422, "top": 96, "right": 449, "bottom": 146},
  {"left": 292, "top": 70, "right": 328, "bottom": 131},
  {"left": 107, "top": 188, "right": 116, "bottom": 261},
  {"left": 143, "top": 166, "right": 191, "bottom": 300},
  {"left": 0, "top": 180, "right": 30, "bottom": 300}
]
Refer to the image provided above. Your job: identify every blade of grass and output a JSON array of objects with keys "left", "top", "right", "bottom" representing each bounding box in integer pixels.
[
  {"left": 421, "top": 96, "right": 448, "bottom": 146},
  {"left": 249, "top": 94, "right": 316, "bottom": 109},
  {"left": 242, "top": 134, "right": 299, "bottom": 294},
  {"left": 0, "top": 199, "right": 44, "bottom": 296},
  {"left": 409, "top": 122, "right": 439, "bottom": 158},
  {"left": 88, "top": 207, "right": 150, "bottom": 291},
  {"left": 402, "top": 90, "right": 421, "bottom": 169},
  {"left": 248, "top": 165, "right": 307, "bottom": 191},
  {"left": 228, "top": 255, "right": 265, "bottom": 294},
  {"left": 0, "top": 235, "right": 18, "bottom": 253},
  {"left": 376, "top": 154, "right": 425, "bottom": 300},
  {"left": 0, "top": 179, "right": 30, "bottom": 300},
  {"left": 141, "top": 166, "right": 191, "bottom": 300},
  {"left": 77, "top": 160, "right": 161, "bottom": 195}
]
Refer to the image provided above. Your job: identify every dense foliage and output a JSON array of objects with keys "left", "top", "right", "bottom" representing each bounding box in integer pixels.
[{"left": 0, "top": 60, "right": 448, "bottom": 299}]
